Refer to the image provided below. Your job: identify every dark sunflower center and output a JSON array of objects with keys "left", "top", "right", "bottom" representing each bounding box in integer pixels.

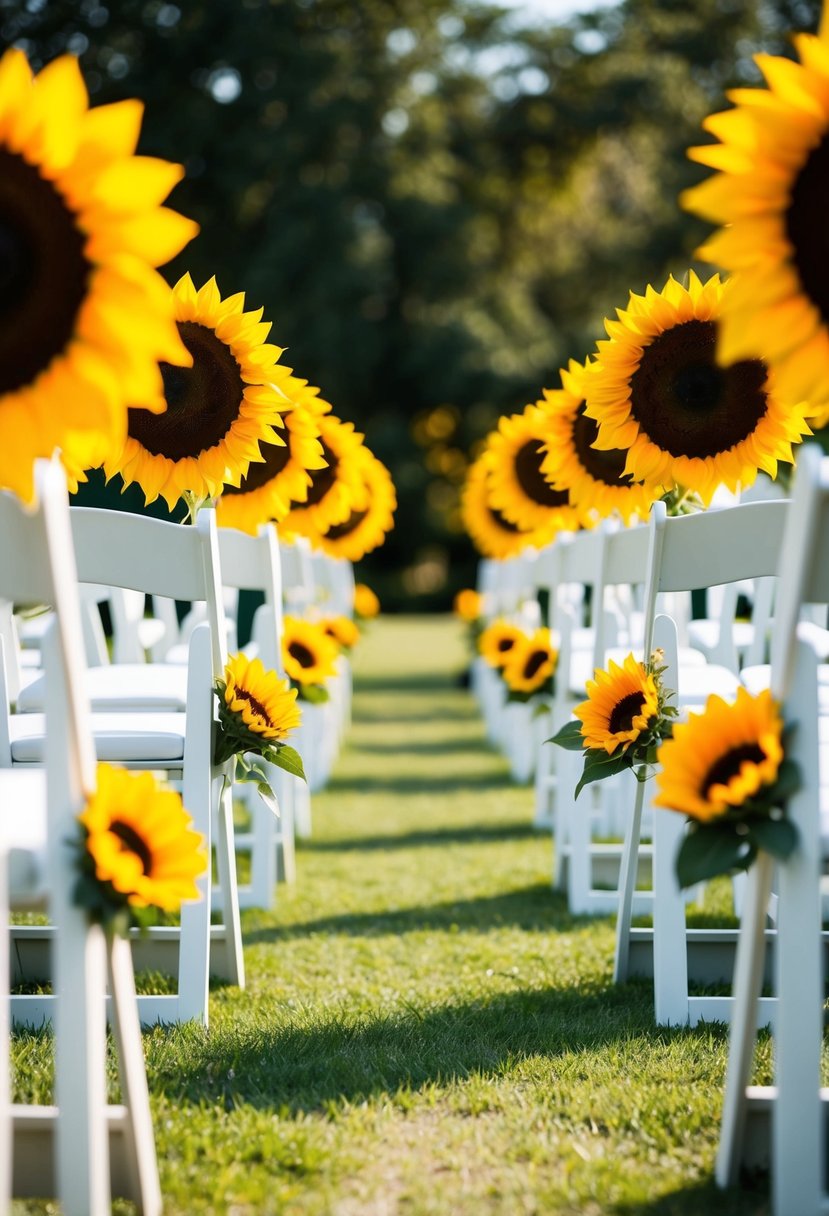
[
  {"left": 127, "top": 321, "right": 245, "bottom": 460},
  {"left": 0, "top": 149, "right": 91, "bottom": 395},
  {"left": 571, "top": 404, "right": 633, "bottom": 487},
  {"left": 488, "top": 505, "right": 521, "bottom": 533},
  {"left": 234, "top": 686, "right": 273, "bottom": 726},
  {"left": 289, "top": 640, "right": 315, "bottom": 668},
  {"left": 224, "top": 434, "right": 291, "bottom": 495},
  {"left": 325, "top": 508, "right": 369, "bottom": 541},
  {"left": 785, "top": 132, "right": 829, "bottom": 325},
  {"left": 628, "top": 320, "right": 768, "bottom": 460},
  {"left": 301, "top": 439, "right": 338, "bottom": 506},
  {"left": 515, "top": 439, "right": 570, "bottom": 507},
  {"left": 523, "top": 649, "right": 548, "bottom": 680},
  {"left": 109, "top": 820, "right": 153, "bottom": 876},
  {"left": 608, "top": 691, "right": 646, "bottom": 734},
  {"left": 497, "top": 638, "right": 515, "bottom": 653},
  {"left": 701, "top": 743, "right": 766, "bottom": 797}
]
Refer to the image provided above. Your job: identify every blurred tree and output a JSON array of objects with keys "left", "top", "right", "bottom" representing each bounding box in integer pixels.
[{"left": 2, "top": 0, "right": 819, "bottom": 606}]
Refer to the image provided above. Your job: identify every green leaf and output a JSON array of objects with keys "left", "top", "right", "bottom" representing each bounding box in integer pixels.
[
  {"left": 575, "top": 748, "right": 632, "bottom": 798},
  {"left": 269, "top": 745, "right": 306, "bottom": 781},
  {"left": 764, "top": 758, "right": 802, "bottom": 806},
  {"left": 299, "top": 683, "right": 329, "bottom": 704},
  {"left": 547, "top": 720, "right": 584, "bottom": 751},
  {"left": 256, "top": 782, "right": 281, "bottom": 817},
  {"left": 747, "top": 816, "right": 798, "bottom": 862},
  {"left": 675, "top": 823, "right": 754, "bottom": 888}
]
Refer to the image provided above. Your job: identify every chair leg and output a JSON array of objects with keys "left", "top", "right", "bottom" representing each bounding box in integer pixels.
[
  {"left": 275, "top": 771, "right": 297, "bottom": 886},
  {"left": 652, "top": 807, "right": 690, "bottom": 1026},
  {"left": 249, "top": 790, "right": 278, "bottom": 909},
  {"left": 214, "top": 771, "right": 245, "bottom": 990},
  {"left": 0, "top": 852, "right": 10, "bottom": 1215},
  {"left": 613, "top": 774, "right": 645, "bottom": 983},
  {"left": 177, "top": 761, "right": 213, "bottom": 1025}
]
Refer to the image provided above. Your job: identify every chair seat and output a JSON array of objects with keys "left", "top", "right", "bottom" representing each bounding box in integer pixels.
[
  {"left": 17, "top": 663, "right": 188, "bottom": 713},
  {"left": 0, "top": 770, "right": 48, "bottom": 898},
  {"left": 9, "top": 711, "right": 186, "bottom": 763},
  {"left": 687, "top": 619, "right": 755, "bottom": 654}
]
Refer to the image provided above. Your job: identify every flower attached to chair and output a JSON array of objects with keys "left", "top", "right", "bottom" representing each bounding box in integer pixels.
[
  {"left": 74, "top": 764, "right": 206, "bottom": 933},
  {"left": 282, "top": 616, "right": 339, "bottom": 703},
  {"left": 501, "top": 628, "right": 558, "bottom": 703},
  {"left": 0, "top": 48, "right": 198, "bottom": 502},
  {"left": 214, "top": 653, "right": 306, "bottom": 791},
  {"left": 486, "top": 403, "right": 583, "bottom": 534},
  {"left": 478, "top": 619, "right": 526, "bottom": 669},
  {"left": 454, "top": 589, "right": 482, "bottom": 623},
  {"left": 353, "top": 583, "right": 380, "bottom": 619},
  {"left": 303, "top": 447, "right": 397, "bottom": 562},
  {"left": 550, "top": 652, "right": 676, "bottom": 798},
  {"left": 321, "top": 615, "right": 360, "bottom": 651},
  {"left": 655, "top": 686, "right": 800, "bottom": 888},
  {"left": 461, "top": 453, "right": 560, "bottom": 560}
]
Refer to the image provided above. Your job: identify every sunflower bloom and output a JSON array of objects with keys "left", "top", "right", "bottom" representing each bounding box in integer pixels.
[
  {"left": 461, "top": 453, "right": 559, "bottom": 560},
  {"left": 479, "top": 619, "right": 527, "bottom": 669},
  {"left": 575, "top": 654, "right": 659, "bottom": 755},
  {"left": 502, "top": 628, "right": 558, "bottom": 695},
  {"left": 655, "top": 687, "right": 784, "bottom": 823},
  {"left": 79, "top": 763, "right": 206, "bottom": 911},
  {"left": 487, "top": 403, "right": 583, "bottom": 533},
  {"left": 280, "top": 413, "right": 368, "bottom": 537},
  {"left": 682, "top": 29, "right": 829, "bottom": 419},
  {"left": 584, "top": 272, "right": 810, "bottom": 504},
  {"left": 107, "top": 273, "right": 291, "bottom": 510},
  {"left": 306, "top": 448, "right": 396, "bottom": 561},
  {"left": 223, "top": 653, "right": 301, "bottom": 741},
  {"left": 282, "top": 616, "right": 339, "bottom": 686},
  {"left": 454, "top": 589, "right": 482, "bottom": 622},
  {"left": 0, "top": 49, "right": 197, "bottom": 501},
  {"left": 321, "top": 615, "right": 360, "bottom": 650},
  {"left": 353, "top": 583, "right": 380, "bottom": 618}
]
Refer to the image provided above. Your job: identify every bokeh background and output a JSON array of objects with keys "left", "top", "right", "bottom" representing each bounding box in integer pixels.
[{"left": 5, "top": 0, "right": 819, "bottom": 607}]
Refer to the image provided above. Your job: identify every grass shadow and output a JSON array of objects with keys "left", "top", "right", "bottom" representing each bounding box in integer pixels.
[
  {"left": 329, "top": 770, "right": 518, "bottom": 794},
  {"left": 302, "top": 822, "right": 540, "bottom": 852},
  {"left": 611, "top": 1176, "right": 768, "bottom": 1215}
]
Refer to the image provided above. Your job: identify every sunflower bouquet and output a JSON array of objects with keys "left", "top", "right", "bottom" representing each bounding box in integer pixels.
[
  {"left": 550, "top": 652, "right": 676, "bottom": 797},
  {"left": 281, "top": 616, "right": 339, "bottom": 703},
  {"left": 501, "top": 627, "right": 558, "bottom": 705},
  {"left": 73, "top": 764, "right": 207, "bottom": 934},
  {"left": 215, "top": 653, "right": 306, "bottom": 806},
  {"left": 320, "top": 614, "right": 361, "bottom": 652},
  {"left": 353, "top": 583, "right": 381, "bottom": 620},
  {"left": 478, "top": 618, "right": 531, "bottom": 679},
  {"left": 655, "top": 687, "right": 800, "bottom": 888}
]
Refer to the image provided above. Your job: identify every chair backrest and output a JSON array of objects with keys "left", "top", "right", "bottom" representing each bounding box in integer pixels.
[
  {"left": 280, "top": 537, "right": 316, "bottom": 613},
  {"left": 69, "top": 506, "right": 227, "bottom": 675},
  {"left": 310, "top": 552, "right": 356, "bottom": 618},
  {"left": 217, "top": 525, "right": 285, "bottom": 670}
]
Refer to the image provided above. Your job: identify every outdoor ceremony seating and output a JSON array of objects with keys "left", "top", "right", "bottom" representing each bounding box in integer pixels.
[{"left": 1, "top": 461, "right": 161, "bottom": 1216}]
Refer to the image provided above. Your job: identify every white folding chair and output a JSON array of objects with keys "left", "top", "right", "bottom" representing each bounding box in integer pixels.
[{"left": 1, "top": 461, "right": 161, "bottom": 1216}]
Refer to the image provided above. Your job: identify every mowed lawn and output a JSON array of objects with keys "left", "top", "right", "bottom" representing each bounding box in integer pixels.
[{"left": 13, "top": 615, "right": 778, "bottom": 1215}]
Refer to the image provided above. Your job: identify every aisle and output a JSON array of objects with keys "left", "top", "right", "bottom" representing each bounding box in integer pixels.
[{"left": 13, "top": 616, "right": 759, "bottom": 1215}]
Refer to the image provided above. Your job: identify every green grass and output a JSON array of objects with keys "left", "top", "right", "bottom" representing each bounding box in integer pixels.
[{"left": 12, "top": 616, "right": 781, "bottom": 1214}]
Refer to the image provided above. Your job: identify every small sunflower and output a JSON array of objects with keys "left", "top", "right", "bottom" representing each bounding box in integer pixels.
[
  {"left": 0, "top": 49, "right": 197, "bottom": 501},
  {"left": 321, "top": 615, "right": 360, "bottom": 650},
  {"left": 216, "top": 402, "right": 327, "bottom": 534},
  {"left": 353, "top": 583, "right": 380, "bottom": 618},
  {"left": 78, "top": 763, "right": 206, "bottom": 912},
  {"left": 280, "top": 413, "right": 368, "bottom": 537},
  {"left": 655, "top": 687, "right": 784, "bottom": 824},
  {"left": 479, "top": 619, "right": 527, "bottom": 669},
  {"left": 584, "top": 272, "right": 810, "bottom": 504},
  {"left": 309, "top": 448, "right": 396, "bottom": 561},
  {"left": 502, "top": 628, "right": 557, "bottom": 695},
  {"left": 539, "top": 358, "right": 663, "bottom": 523},
  {"left": 107, "top": 273, "right": 291, "bottom": 510},
  {"left": 487, "top": 403, "right": 583, "bottom": 532},
  {"left": 454, "top": 589, "right": 482, "bottom": 622},
  {"left": 282, "top": 616, "right": 339, "bottom": 686},
  {"left": 222, "top": 653, "right": 301, "bottom": 741},
  {"left": 461, "top": 454, "right": 558, "bottom": 560},
  {"left": 574, "top": 654, "right": 659, "bottom": 755},
  {"left": 682, "top": 29, "right": 829, "bottom": 419}
]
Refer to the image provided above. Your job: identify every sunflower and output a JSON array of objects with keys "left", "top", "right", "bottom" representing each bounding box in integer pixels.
[
  {"left": 584, "top": 272, "right": 810, "bottom": 505},
  {"left": 107, "top": 273, "right": 291, "bottom": 510},
  {"left": 574, "top": 654, "right": 659, "bottom": 755},
  {"left": 216, "top": 402, "right": 327, "bottom": 533},
  {"left": 539, "top": 358, "right": 664, "bottom": 523},
  {"left": 655, "top": 687, "right": 784, "bottom": 824},
  {"left": 78, "top": 763, "right": 206, "bottom": 911},
  {"left": 0, "top": 49, "right": 197, "bottom": 502},
  {"left": 279, "top": 413, "right": 368, "bottom": 537},
  {"left": 478, "top": 619, "right": 527, "bottom": 669},
  {"left": 502, "top": 628, "right": 557, "bottom": 694},
  {"left": 321, "top": 615, "right": 360, "bottom": 650},
  {"left": 308, "top": 448, "right": 396, "bottom": 561},
  {"left": 282, "top": 616, "right": 339, "bottom": 686},
  {"left": 487, "top": 403, "right": 584, "bottom": 532},
  {"left": 682, "top": 29, "right": 829, "bottom": 420},
  {"left": 454, "top": 589, "right": 482, "bottom": 622},
  {"left": 461, "top": 453, "right": 558, "bottom": 560},
  {"left": 353, "top": 583, "right": 380, "bottom": 618},
  {"left": 222, "top": 653, "right": 301, "bottom": 741}
]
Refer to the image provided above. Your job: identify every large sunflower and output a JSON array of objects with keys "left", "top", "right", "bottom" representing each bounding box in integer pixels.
[
  {"left": 655, "top": 687, "right": 784, "bottom": 823},
  {"left": 539, "top": 358, "right": 663, "bottom": 523},
  {"left": 79, "top": 763, "right": 206, "bottom": 911},
  {"left": 479, "top": 619, "right": 526, "bottom": 669},
  {"left": 574, "top": 654, "right": 659, "bottom": 755},
  {"left": 502, "top": 628, "right": 557, "bottom": 695},
  {"left": 0, "top": 49, "right": 197, "bottom": 501},
  {"left": 222, "top": 653, "right": 301, "bottom": 741},
  {"left": 682, "top": 28, "right": 829, "bottom": 419},
  {"left": 216, "top": 402, "right": 327, "bottom": 533},
  {"left": 279, "top": 413, "right": 368, "bottom": 537},
  {"left": 584, "top": 272, "right": 809, "bottom": 504},
  {"left": 107, "top": 274, "right": 290, "bottom": 510},
  {"left": 461, "top": 453, "right": 558, "bottom": 560},
  {"left": 282, "top": 616, "right": 339, "bottom": 686},
  {"left": 309, "top": 448, "right": 396, "bottom": 561},
  {"left": 487, "top": 403, "right": 583, "bottom": 532}
]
